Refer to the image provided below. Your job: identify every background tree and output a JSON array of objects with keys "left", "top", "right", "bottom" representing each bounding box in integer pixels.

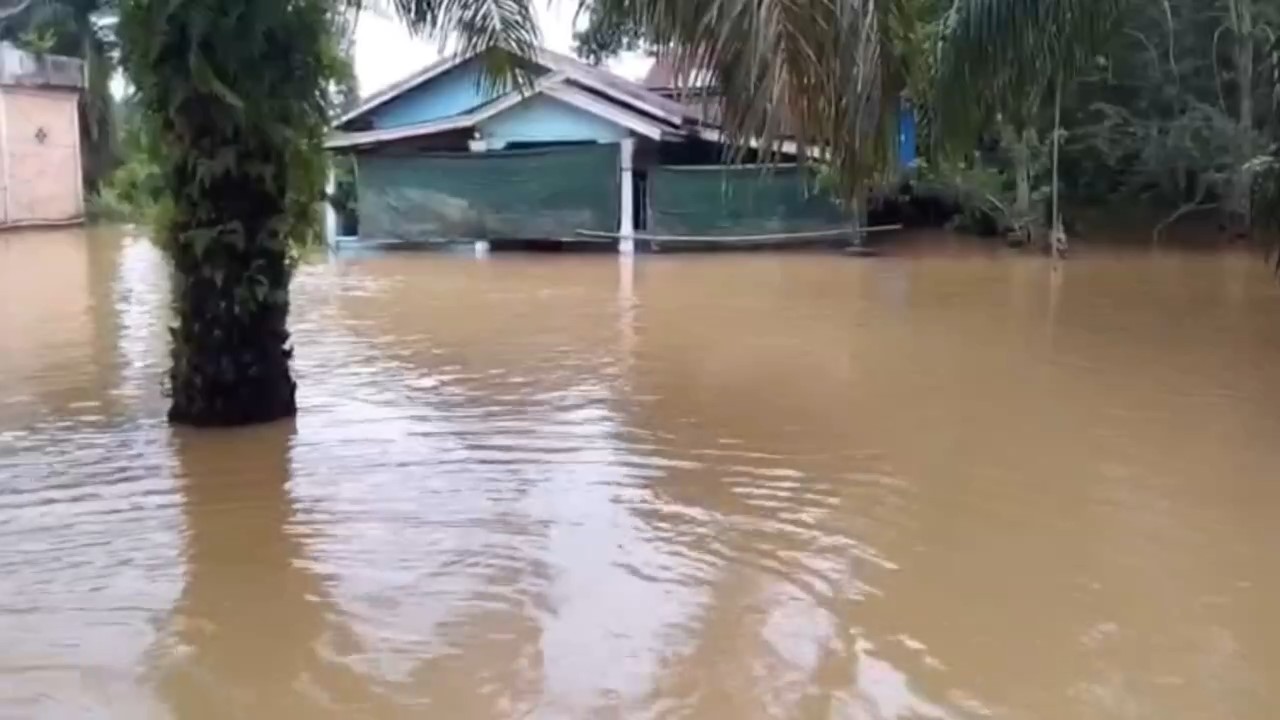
[
  {"left": 573, "top": 0, "right": 647, "bottom": 66},
  {"left": 935, "top": 0, "right": 1130, "bottom": 255},
  {"left": 927, "top": 0, "right": 1277, "bottom": 244},
  {"left": 1069, "top": 0, "right": 1276, "bottom": 238},
  {"left": 1254, "top": 29, "right": 1279, "bottom": 266}
]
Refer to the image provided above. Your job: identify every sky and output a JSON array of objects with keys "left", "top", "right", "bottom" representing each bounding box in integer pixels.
[{"left": 353, "top": 1, "right": 653, "bottom": 96}]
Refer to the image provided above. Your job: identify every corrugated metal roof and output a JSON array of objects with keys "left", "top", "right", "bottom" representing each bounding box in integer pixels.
[{"left": 536, "top": 48, "right": 694, "bottom": 126}]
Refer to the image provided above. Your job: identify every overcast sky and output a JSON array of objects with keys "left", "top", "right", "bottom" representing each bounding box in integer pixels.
[{"left": 353, "top": 1, "right": 652, "bottom": 96}]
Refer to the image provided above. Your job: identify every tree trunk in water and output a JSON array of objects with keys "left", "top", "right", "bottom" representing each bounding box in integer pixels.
[
  {"left": 120, "top": 0, "right": 335, "bottom": 427},
  {"left": 1050, "top": 76, "right": 1066, "bottom": 258},
  {"left": 1011, "top": 126, "right": 1033, "bottom": 245},
  {"left": 1230, "top": 0, "right": 1255, "bottom": 232},
  {"left": 1013, "top": 138, "right": 1031, "bottom": 221},
  {"left": 1000, "top": 122, "right": 1033, "bottom": 222},
  {"left": 165, "top": 177, "right": 298, "bottom": 427}
]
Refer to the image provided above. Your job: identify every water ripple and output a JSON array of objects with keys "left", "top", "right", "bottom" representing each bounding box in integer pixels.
[{"left": 0, "top": 233, "right": 1277, "bottom": 718}]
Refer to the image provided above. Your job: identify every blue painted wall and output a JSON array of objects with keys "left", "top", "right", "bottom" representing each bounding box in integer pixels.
[
  {"left": 898, "top": 98, "right": 917, "bottom": 171},
  {"left": 369, "top": 58, "right": 503, "bottom": 129},
  {"left": 478, "top": 95, "right": 630, "bottom": 146}
]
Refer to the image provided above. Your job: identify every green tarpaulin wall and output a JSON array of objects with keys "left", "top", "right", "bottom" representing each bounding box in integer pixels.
[
  {"left": 649, "top": 165, "right": 849, "bottom": 237},
  {"left": 357, "top": 144, "right": 619, "bottom": 242}
]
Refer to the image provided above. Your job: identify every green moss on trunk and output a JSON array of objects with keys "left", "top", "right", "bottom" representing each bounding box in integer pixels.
[
  {"left": 164, "top": 124, "right": 297, "bottom": 426},
  {"left": 119, "top": 0, "right": 338, "bottom": 426}
]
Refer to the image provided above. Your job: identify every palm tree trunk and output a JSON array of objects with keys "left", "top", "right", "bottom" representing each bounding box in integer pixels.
[
  {"left": 1001, "top": 122, "right": 1032, "bottom": 222},
  {"left": 163, "top": 106, "right": 298, "bottom": 426},
  {"left": 166, "top": 218, "right": 298, "bottom": 427},
  {"left": 120, "top": 0, "right": 333, "bottom": 427}
]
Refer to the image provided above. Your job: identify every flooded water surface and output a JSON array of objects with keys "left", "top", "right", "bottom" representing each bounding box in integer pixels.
[{"left": 2, "top": 228, "right": 1279, "bottom": 719}]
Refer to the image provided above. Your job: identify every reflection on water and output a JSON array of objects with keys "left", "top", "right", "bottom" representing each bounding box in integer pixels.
[
  {"left": 157, "top": 423, "right": 398, "bottom": 719},
  {"left": 1, "top": 228, "right": 1279, "bottom": 719}
]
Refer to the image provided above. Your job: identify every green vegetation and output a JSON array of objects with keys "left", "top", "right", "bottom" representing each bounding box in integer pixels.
[
  {"left": 934, "top": 0, "right": 1128, "bottom": 255},
  {"left": 85, "top": 96, "right": 162, "bottom": 223},
  {"left": 1063, "top": 0, "right": 1277, "bottom": 241},
  {"left": 933, "top": 0, "right": 1277, "bottom": 248},
  {"left": 578, "top": 0, "right": 1278, "bottom": 250}
]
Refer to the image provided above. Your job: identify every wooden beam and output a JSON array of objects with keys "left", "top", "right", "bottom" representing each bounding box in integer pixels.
[{"left": 576, "top": 225, "right": 901, "bottom": 243}]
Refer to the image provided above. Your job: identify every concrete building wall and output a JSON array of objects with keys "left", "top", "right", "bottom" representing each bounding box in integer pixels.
[{"left": 1, "top": 86, "right": 83, "bottom": 227}]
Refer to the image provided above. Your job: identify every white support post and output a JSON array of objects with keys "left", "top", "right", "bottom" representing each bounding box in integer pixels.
[
  {"left": 324, "top": 162, "right": 338, "bottom": 246},
  {"left": 618, "top": 138, "right": 636, "bottom": 255}
]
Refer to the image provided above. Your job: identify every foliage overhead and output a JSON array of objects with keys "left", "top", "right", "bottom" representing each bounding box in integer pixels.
[
  {"left": 576, "top": 0, "right": 929, "bottom": 198},
  {"left": 358, "top": 0, "right": 539, "bottom": 90}
]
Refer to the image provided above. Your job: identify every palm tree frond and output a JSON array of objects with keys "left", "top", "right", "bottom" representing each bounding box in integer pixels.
[
  {"left": 383, "top": 0, "right": 540, "bottom": 91},
  {"left": 586, "top": 0, "right": 924, "bottom": 200},
  {"left": 935, "top": 0, "right": 1128, "bottom": 154}
]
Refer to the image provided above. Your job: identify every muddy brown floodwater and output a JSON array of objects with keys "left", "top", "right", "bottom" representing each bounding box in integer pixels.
[{"left": 1, "top": 228, "right": 1279, "bottom": 719}]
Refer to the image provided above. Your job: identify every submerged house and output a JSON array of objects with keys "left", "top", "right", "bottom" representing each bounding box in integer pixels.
[
  {"left": 0, "top": 43, "right": 85, "bottom": 229},
  {"left": 327, "top": 47, "right": 911, "bottom": 250}
]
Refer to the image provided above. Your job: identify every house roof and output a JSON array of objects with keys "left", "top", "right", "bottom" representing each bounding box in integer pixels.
[
  {"left": 326, "top": 72, "right": 677, "bottom": 151},
  {"left": 642, "top": 57, "right": 675, "bottom": 90},
  {"left": 536, "top": 49, "right": 692, "bottom": 125},
  {"left": 334, "top": 53, "right": 471, "bottom": 129},
  {"left": 335, "top": 46, "right": 701, "bottom": 132},
  {"left": 642, "top": 56, "right": 717, "bottom": 93}
]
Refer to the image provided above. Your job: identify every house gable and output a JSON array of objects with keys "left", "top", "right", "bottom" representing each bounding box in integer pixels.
[
  {"left": 478, "top": 94, "right": 631, "bottom": 146},
  {"left": 340, "top": 47, "right": 693, "bottom": 134},
  {"left": 364, "top": 57, "right": 539, "bottom": 130}
]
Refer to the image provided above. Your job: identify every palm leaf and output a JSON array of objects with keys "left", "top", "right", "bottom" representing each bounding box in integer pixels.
[
  {"left": 363, "top": 0, "right": 540, "bottom": 91},
  {"left": 935, "top": 0, "right": 1128, "bottom": 153},
  {"left": 585, "top": 0, "right": 925, "bottom": 200}
]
